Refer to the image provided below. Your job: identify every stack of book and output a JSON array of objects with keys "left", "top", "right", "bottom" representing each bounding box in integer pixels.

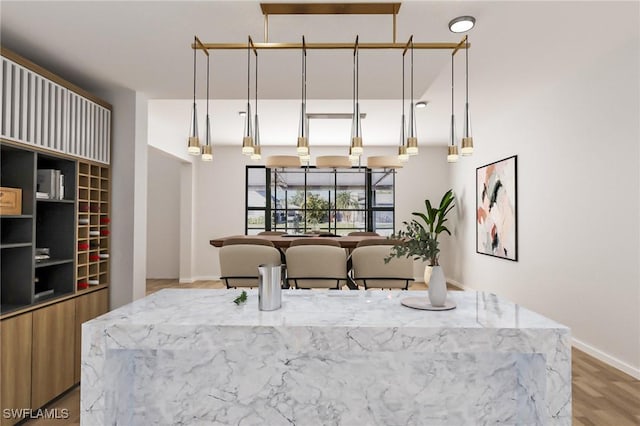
[
  {"left": 37, "top": 169, "right": 65, "bottom": 200},
  {"left": 35, "top": 247, "right": 50, "bottom": 263}
]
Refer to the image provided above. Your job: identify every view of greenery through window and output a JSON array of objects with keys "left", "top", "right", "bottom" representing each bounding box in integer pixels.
[{"left": 246, "top": 166, "right": 394, "bottom": 236}]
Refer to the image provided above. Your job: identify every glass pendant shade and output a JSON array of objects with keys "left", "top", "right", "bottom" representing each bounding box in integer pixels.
[
  {"left": 447, "top": 145, "right": 459, "bottom": 163},
  {"left": 300, "top": 149, "right": 311, "bottom": 165},
  {"left": 348, "top": 146, "right": 360, "bottom": 165},
  {"left": 398, "top": 145, "right": 409, "bottom": 163},
  {"left": 251, "top": 114, "right": 262, "bottom": 160},
  {"left": 397, "top": 114, "right": 409, "bottom": 163},
  {"left": 187, "top": 103, "right": 201, "bottom": 155},
  {"left": 297, "top": 103, "right": 309, "bottom": 155},
  {"left": 242, "top": 103, "right": 254, "bottom": 155},
  {"left": 406, "top": 105, "right": 418, "bottom": 155},
  {"left": 251, "top": 145, "right": 262, "bottom": 161},
  {"left": 448, "top": 114, "right": 458, "bottom": 162},
  {"left": 350, "top": 104, "right": 363, "bottom": 154},
  {"left": 201, "top": 115, "right": 213, "bottom": 161},
  {"left": 201, "top": 144, "right": 213, "bottom": 161},
  {"left": 461, "top": 103, "right": 474, "bottom": 155}
]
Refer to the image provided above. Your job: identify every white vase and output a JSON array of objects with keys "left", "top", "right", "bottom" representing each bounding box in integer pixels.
[
  {"left": 423, "top": 265, "right": 433, "bottom": 285},
  {"left": 427, "top": 265, "right": 447, "bottom": 307}
]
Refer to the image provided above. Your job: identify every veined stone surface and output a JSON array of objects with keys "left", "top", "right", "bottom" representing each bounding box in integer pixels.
[{"left": 81, "top": 289, "right": 571, "bottom": 425}]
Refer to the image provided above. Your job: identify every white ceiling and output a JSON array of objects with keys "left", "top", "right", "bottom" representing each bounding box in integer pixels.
[
  {"left": 0, "top": 1, "right": 483, "bottom": 100},
  {"left": 3, "top": 1, "right": 635, "bottom": 148}
]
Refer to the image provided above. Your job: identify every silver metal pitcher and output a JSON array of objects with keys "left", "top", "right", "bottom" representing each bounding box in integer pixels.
[{"left": 258, "top": 264, "right": 281, "bottom": 311}]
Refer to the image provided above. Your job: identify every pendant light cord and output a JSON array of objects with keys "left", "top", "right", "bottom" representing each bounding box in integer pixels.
[
  {"left": 465, "top": 36, "right": 469, "bottom": 103},
  {"left": 410, "top": 38, "right": 414, "bottom": 108},
  {"left": 255, "top": 50, "right": 258, "bottom": 117},
  {"left": 402, "top": 49, "right": 405, "bottom": 145},
  {"left": 206, "top": 51, "right": 210, "bottom": 146},
  {"left": 247, "top": 37, "right": 250, "bottom": 107},
  {"left": 193, "top": 36, "right": 197, "bottom": 108},
  {"left": 451, "top": 52, "right": 455, "bottom": 147}
]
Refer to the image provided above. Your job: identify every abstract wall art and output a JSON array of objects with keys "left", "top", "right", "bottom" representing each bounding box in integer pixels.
[{"left": 476, "top": 155, "right": 518, "bottom": 261}]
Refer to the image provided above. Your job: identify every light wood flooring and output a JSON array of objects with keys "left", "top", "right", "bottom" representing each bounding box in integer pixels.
[{"left": 22, "top": 279, "right": 640, "bottom": 425}]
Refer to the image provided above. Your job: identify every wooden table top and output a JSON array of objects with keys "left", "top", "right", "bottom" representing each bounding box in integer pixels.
[{"left": 209, "top": 234, "right": 384, "bottom": 249}]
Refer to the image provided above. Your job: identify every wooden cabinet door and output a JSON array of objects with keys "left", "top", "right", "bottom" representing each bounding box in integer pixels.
[
  {"left": 31, "top": 298, "right": 75, "bottom": 409},
  {"left": 1, "top": 313, "right": 32, "bottom": 426},
  {"left": 74, "top": 289, "right": 109, "bottom": 382}
]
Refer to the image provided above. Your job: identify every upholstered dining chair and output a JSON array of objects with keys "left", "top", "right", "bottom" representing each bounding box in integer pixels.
[
  {"left": 219, "top": 239, "right": 281, "bottom": 288},
  {"left": 289, "top": 238, "right": 341, "bottom": 247},
  {"left": 350, "top": 241, "right": 413, "bottom": 290},
  {"left": 285, "top": 240, "right": 347, "bottom": 289}
]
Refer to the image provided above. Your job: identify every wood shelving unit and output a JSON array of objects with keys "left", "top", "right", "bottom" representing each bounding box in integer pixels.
[
  {"left": 1, "top": 47, "right": 112, "bottom": 425},
  {"left": 76, "top": 162, "right": 110, "bottom": 292}
]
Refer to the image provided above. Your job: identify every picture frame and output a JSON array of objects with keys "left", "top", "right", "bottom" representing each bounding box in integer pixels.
[{"left": 476, "top": 155, "right": 518, "bottom": 261}]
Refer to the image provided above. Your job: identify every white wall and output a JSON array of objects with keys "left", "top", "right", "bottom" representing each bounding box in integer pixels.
[
  {"left": 96, "top": 86, "right": 148, "bottom": 308},
  {"left": 189, "top": 145, "right": 450, "bottom": 281},
  {"left": 146, "top": 147, "right": 181, "bottom": 278},
  {"left": 441, "top": 2, "right": 640, "bottom": 378}
]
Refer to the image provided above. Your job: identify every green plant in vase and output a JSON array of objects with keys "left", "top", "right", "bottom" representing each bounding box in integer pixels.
[{"left": 386, "top": 189, "right": 455, "bottom": 306}]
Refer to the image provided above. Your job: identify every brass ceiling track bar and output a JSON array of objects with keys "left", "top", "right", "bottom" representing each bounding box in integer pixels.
[
  {"left": 192, "top": 41, "right": 469, "bottom": 51},
  {"left": 260, "top": 3, "right": 401, "bottom": 15},
  {"left": 451, "top": 35, "right": 468, "bottom": 57},
  {"left": 192, "top": 3, "right": 469, "bottom": 52},
  {"left": 261, "top": 3, "right": 401, "bottom": 45},
  {"left": 248, "top": 36, "right": 258, "bottom": 56},
  {"left": 402, "top": 34, "right": 413, "bottom": 57},
  {"left": 194, "top": 36, "right": 208, "bottom": 57}
]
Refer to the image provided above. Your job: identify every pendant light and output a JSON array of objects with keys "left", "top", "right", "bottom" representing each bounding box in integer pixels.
[
  {"left": 296, "top": 36, "right": 309, "bottom": 156},
  {"left": 187, "top": 35, "right": 201, "bottom": 155},
  {"left": 406, "top": 36, "right": 418, "bottom": 156},
  {"left": 447, "top": 50, "right": 459, "bottom": 163},
  {"left": 201, "top": 46, "right": 213, "bottom": 162},
  {"left": 350, "top": 36, "right": 363, "bottom": 155},
  {"left": 348, "top": 146, "right": 360, "bottom": 166},
  {"left": 299, "top": 116, "right": 310, "bottom": 164},
  {"left": 242, "top": 37, "right": 254, "bottom": 155},
  {"left": 461, "top": 35, "right": 474, "bottom": 156},
  {"left": 398, "top": 47, "right": 409, "bottom": 164},
  {"left": 251, "top": 49, "right": 262, "bottom": 161}
]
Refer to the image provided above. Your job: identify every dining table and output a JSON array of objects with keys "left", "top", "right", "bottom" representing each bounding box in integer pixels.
[{"left": 209, "top": 233, "right": 384, "bottom": 249}]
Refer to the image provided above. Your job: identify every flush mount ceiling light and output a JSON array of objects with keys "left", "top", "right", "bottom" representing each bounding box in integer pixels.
[
  {"left": 316, "top": 155, "right": 352, "bottom": 169},
  {"left": 415, "top": 101, "right": 428, "bottom": 109},
  {"left": 201, "top": 45, "right": 213, "bottom": 162},
  {"left": 448, "top": 16, "right": 476, "bottom": 33},
  {"left": 265, "top": 155, "right": 301, "bottom": 168}
]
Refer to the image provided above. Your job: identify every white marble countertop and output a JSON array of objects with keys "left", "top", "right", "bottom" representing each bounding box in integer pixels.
[
  {"left": 82, "top": 289, "right": 571, "bottom": 425},
  {"left": 90, "top": 289, "right": 568, "bottom": 331}
]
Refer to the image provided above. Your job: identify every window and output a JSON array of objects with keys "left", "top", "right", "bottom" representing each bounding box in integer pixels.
[{"left": 246, "top": 166, "right": 395, "bottom": 236}]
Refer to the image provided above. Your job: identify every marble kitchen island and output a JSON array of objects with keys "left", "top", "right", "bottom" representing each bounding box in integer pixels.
[{"left": 81, "top": 289, "right": 571, "bottom": 425}]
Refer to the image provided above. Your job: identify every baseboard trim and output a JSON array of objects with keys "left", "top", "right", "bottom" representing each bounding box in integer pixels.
[
  {"left": 178, "top": 278, "right": 194, "bottom": 284},
  {"left": 572, "top": 338, "right": 640, "bottom": 379}
]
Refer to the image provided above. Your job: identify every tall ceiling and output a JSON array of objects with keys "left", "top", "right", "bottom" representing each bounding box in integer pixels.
[
  {"left": 0, "top": 1, "right": 484, "bottom": 100},
  {"left": 3, "top": 1, "right": 635, "bottom": 147}
]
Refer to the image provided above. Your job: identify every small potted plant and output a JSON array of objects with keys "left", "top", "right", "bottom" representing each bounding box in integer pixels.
[{"left": 387, "top": 189, "right": 455, "bottom": 306}]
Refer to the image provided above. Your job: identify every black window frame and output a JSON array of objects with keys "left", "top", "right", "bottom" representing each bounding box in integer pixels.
[{"left": 245, "top": 165, "right": 395, "bottom": 235}]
